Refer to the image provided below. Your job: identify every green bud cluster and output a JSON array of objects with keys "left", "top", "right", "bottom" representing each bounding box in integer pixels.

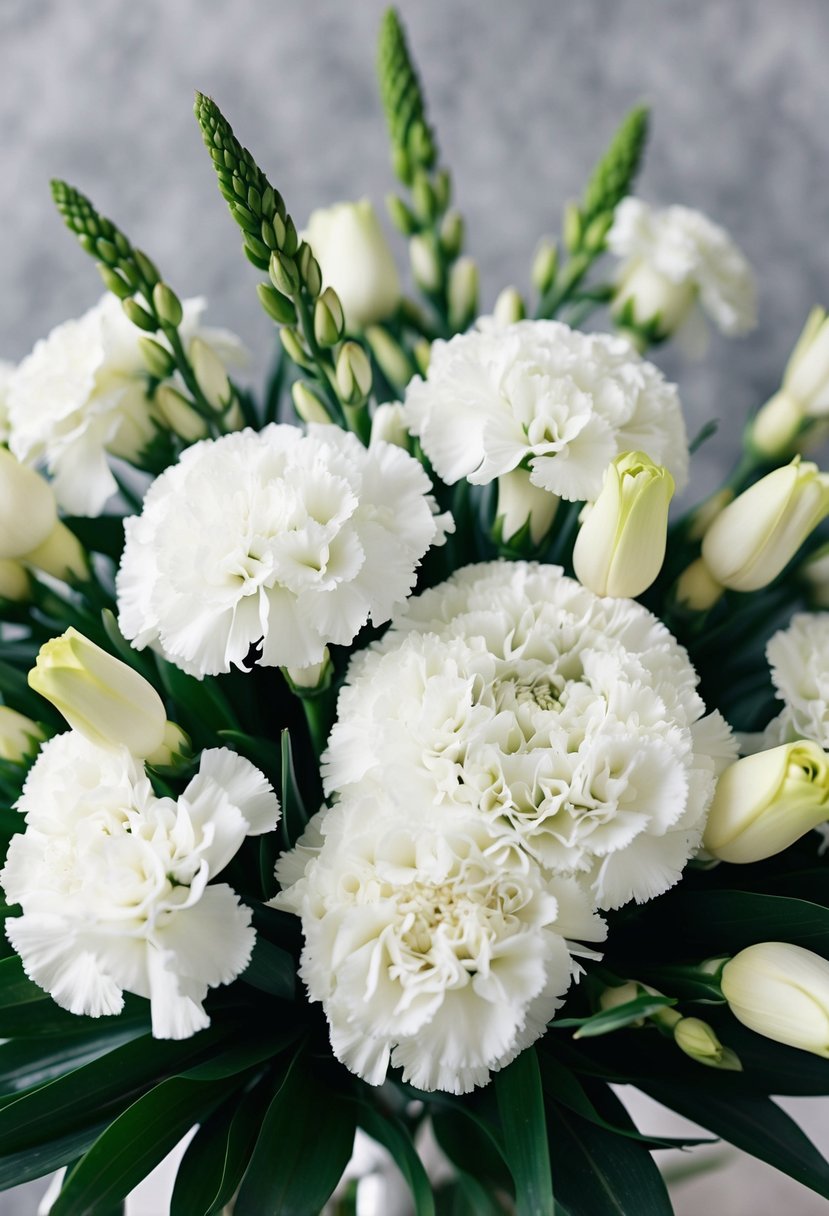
[
  {"left": 377, "top": 8, "right": 436, "bottom": 186},
  {"left": 195, "top": 92, "right": 374, "bottom": 431},
  {"left": 50, "top": 179, "right": 238, "bottom": 437}
]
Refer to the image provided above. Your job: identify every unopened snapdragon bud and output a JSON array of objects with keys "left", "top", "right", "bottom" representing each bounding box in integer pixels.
[
  {"left": 190, "top": 338, "right": 232, "bottom": 411},
  {"left": 495, "top": 468, "right": 558, "bottom": 547},
  {"left": 722, "top": 942, "right": 829, "bottom": 1058},
  {"left": 573, "top": 452, "right": 674, "bottom": 598},
  {"left": 493, "top": 287, "right": 526, "bottom": 327},
  {"left": 335, "top": 342, "right": 372, "bottom": 407},
  {"left": 0, "top": 449, "right": 57, "bottom": 559},
  {"left": 448, "top": 258, "right": 479, "bottom": 332},
  {"left": 138, "top": 337, "right": 176, "bottom": 381},
  {"left": 703, "top": 742, "right": 829, "bottom": 863},
  {"left": 0, "top": 706, "right": 45, "bottom": 764},
  {"left": 314, "top": 288, "right": 345, "bottom": 348},
  {"left": 29, "top": 627, "right": 169, "bottom": 759},
  {"left": 370, "top": 403, "right": 409, "bottom": 450},
  {"left": 702, "top": 459, "right": 829, "bottom": 592},
  {"left": 151, "top": 283, "right": 183, "bottom": 328}
]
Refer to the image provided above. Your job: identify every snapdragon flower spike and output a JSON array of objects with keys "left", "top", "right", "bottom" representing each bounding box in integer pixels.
[{"left": 1, "top": 734, "right": 280, "bottom": 1039}]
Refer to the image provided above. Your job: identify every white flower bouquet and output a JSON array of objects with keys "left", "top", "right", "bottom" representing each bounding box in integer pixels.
[{"left": 1, "top": 10, "right": 828, "bottom": 1214}]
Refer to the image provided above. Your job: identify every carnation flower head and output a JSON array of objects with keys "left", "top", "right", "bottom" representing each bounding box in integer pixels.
[
  {"left": 608, "top": 198, "right": 756, "bottom": 345},
  {"left": 762, "top": 612, "right": 829, "bottom": 748},
  {"left": 1, "top": 732, "right": 279, "bottom": 1038},
  {"left": 275, "top": 796, "right": 604, "bottom": 1094},
  {"left": 116, "top": 423, "right": 451, "bottom": 677},
  {"left": 324, "top": 561, "right": 736, "bottom": 910},
  {"left": 6, "top": 295, "right": 246, "bottom": 516},
  {"left": 0, "top": 360, "right": 14, "bottom": 445},
  {"left": 403, "top": 319, "right": 688, "bottom": 503}
]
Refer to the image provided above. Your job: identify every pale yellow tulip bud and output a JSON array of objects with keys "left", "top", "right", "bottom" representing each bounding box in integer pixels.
[
  {"left": 674, "top": 556, "right": 724, "bottom": 612},
  {"left": 0, "top": 559, "right": 31, "bottom": 602},
  {"left": 673, "top": 1017, "right": 742, "bottom": 1071},
  {"left": 750, "top": 390, "right": 804, "bottom": 459},
  {"left": 703, "top": 742, "right": 829, "bottom": 863},
  {"left": 750, "top": 308, "right": 829, "bottom": 457},
  {"left": 702, "top": 459, "right": 829, "bottom": 592},
  {"left": 495, "top": 468, "right": 559, "bottom": 546},
  {"left": 0, "top": 706, "right": 45, "bottom": 763},
  {"left": 304, "top": 200, "right": 401, "bottom": 330},
  {"left": 28, "top": 627, "right": 168, "bottom": 759},
  {"left": 722, "top": 942, "right": 829, "bottom": 1058},
  {"left": 573, "top": 452, "right": 674, "bottom": 598},
  {"left": 23, "top": 522, "right": 89, "bottom": 583},
  {"left": 0, "top": 449, "right": 57, "bottom": 559}
]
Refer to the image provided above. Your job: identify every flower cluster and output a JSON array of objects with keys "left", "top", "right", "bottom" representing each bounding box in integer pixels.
[
  {"left": 116, "top": 423, "right": 452, "bottom": 677},
  {"left": 2, "top": 733, "right": 279, "bottom": 1038},
  {"left": 763, "top": 612, "right": 829, "bottom": 747}
]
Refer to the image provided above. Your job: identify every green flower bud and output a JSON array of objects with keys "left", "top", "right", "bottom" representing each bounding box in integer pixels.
[
  {"left": 563, "top": 201, "right": 583, "bottom": 253},
  {"left": 314, "top": 288, "right": 346, "bottom": 348},
  {"left": 292, "top": 380, "right": 334, "bottom": 426},
  {"left": 97, "top": 263, "right": 133, "bottom": 300},
  {"left": 531, "top": 239, "right": 559, "bottom": 295},
  {"left": 493, "top": 287, "right": 526, "bottom": 327},
  {"left": 336, "top": 342, "right": 373, "bottom": 406},
  {"left": 269, "top": 251, "right": 300, "bottom": 297},
  {"left": 413, "top": 339, "right": 432, "bottom": 377},
  {"left": 190, "top": 338, "right": 231, "bottom": 411},
  {"left": 257, "top": 283, "right": 298, "bottom": 326},
  {"left": 296, "top": 242, "right": 323, "bottom": 298},
  {"left": 121, "top": 298, "right": 158, "bottom": 333},
  {"left": 439, "top": 210, "right": 464, "bottom": 259},
  {"left": 365, "top": 325, "right": 415, "bottom": 390},
  {"left": 386, "top": 194, "right": 418, "bottom": 236},
  {"left": 280, "top": 327, "right": 314, "bottom": 370},
  {"left": 0, "top": 706, "right": 45, "bottom": 764},
  {"left": 409, "top": 234, "right": 442, "bottom": 294},
  {"left": 138, "top": 337, "right": 176, "bottom": 381},
  {"left": 411, "top": 170, "right": 437, "bottom": 223},
  {"left": 673, "top": 1017, "right": 742, "bottom": 1071},
  {"left": 152, "top": 283, "right": 183, "bottom": 328},
  {"left": 448, "top": 257, "right": 479, "bottom": 332},
  {"left": 154, "top": 384, "right": 210, "bottom": 443}
]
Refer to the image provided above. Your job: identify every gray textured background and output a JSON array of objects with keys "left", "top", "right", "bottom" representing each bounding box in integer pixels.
[{"left": 1, "top": 0, "right": 829, "bottom": 1211}]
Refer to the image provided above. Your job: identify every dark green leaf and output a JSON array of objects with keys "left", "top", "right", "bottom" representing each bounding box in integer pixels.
[
  {"left": 495, "top": 1048, "right": 553, "bottom": 1216},
  {"left": 235, "top": 1051, "right": 355, "bottom": 1215},
  {"left": 641, "top": 1082, "right": 829, "bottom": 1200},
  {"left": 171, "top": 1081, "right": 273, "bottom": 1216},
  {"left": 430, "top": 1104, "right": 511, "bottom": 1195},
  {"left": 547, "top": 1104, "right": 672, "bottom": 1216},
  {"left": 358, "top": 1103, "right": 435, "bottom": 1216},
  {"left": 239, "top": 936, "right": 295, "bottom": 1001},
  {"left": 50, "top": 1074, "right": 239, "bottom": 1215},
  {"left": 551, "top": 995, "right": 676, "bottom": 1039},
  {"left": 0, "top": 1121, "right": 108, "bottom": 1189},
  {"left": 63, "top": 515, "right": 125, "bottom": 562},
  {"left": 279, "top": 728, "right": 309, "bottom": 850},
  {"left": 0, "top": 1023, "right": 146, "bottom": 1096}
]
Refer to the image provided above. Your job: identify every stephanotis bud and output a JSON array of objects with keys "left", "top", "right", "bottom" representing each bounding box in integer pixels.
[
  {"left": 702, "top": 458, "right": 829, "bottom": 593},
  {"left": 751, "top": 307, "right": 829, "bottom": 457},
  {"left": 304, "top": 200, "right": 401, "bottom": 330},
  {"left": 0, "top": 706, "right": 45, "bottom": 764},
  {"left": 703, "top": 742, "right": 829, "bottom": 864},
  {"left": 495, "top": 468, "right": 558, "bottom": 547},
  {"left": 573, "top": 452, "right": 674, "bottom": 598},
  {"left": 0, "top": 449, "right": 57, "bottom": 559},
  {"left": 28, "top": 627, "right": 173, "bottom": 761},
  {"left": 721, "top": 942, "right": 829, "bottom": 1058}
]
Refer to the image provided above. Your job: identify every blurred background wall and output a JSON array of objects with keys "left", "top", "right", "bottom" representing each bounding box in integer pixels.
[{"left": 0, "top": 0, "right": 828, "bottom": 1211}]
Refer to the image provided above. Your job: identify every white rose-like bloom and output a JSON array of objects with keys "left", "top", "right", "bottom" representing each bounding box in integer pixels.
[
  {"left": 117, "top": 424, "right": 452, "bottom": 677},
  {"left": 762, "top": 613, "right": 829, "bottom": 748},
  {"left": 607, "top": 198, "right": 756, "bottom": 346},
  {"left": 7, "top": 295, "right": 246, "bottom": 516},
  {"left": 403, "top": 320, "right": 688, "bottom": 504},
  {"left": 324, "top": 562, "right": 736, "bottom": 910},
  {"left": 1, "top": 733, "right": 279, "bottom": 1039},
  {"left": 275, "top": 796, "right": 605, "bottom": 1094}
]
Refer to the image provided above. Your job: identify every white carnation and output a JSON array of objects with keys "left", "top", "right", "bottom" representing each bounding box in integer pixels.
[
  {"left": 324, "top": 561, "right": 735, "bottom": 910},
  {"left": 6, "top": 295, "right": 246, "bottom": 516},
  {"left": 403, "top": 319, "right": 688, "bottom": 503},
  {"left": 0, "top": 360, "right": 14, "bottom": 445},
  {"left": 763, "top": 612, "right": 829, "bottom": 748},
  {"left": 608, "top": 198, "right": 756, "bottom": 340},
  {"left": 116, "top": 424, "right": 452, "bottom": 677},
  {"left": 275, "top": 796, "right": 604, "bottom": 1094},
  {"left": 1, "top": 733, "right": 279, "bottom": 1038}
]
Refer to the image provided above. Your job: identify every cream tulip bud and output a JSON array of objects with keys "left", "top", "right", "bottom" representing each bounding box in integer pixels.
[
  {"left": 493, "top": 287, "right": 526, "bottom": 327},
  {"left": 28, "top": 627, "right": 168, "bottom": 759},
  {"left": 189, "top": 338, "right": 232, "bottom": 412},
  {"left": 573, "top": 452, "right": 675, "bottom": 599},
  {"left": 495, "top": 468, "right": 559, "bottom": 546},
  {"left": 370, "top": 403, "right": 409, "bottom": 450},
  {"left": 304, "top": 200, "right": 402, "bottom": 330},
  {"left": 612, "top": 261, "right": 697, "bottom": 340},
  {"left": 23, "top": 521, "right": 89, "bottom": 583},
  {"left": 721, "top": 942, "right": 829, "bottom": 1058},
  {"left": 0, "top": 559, "right": 31, "bottom": 602},
  {"left": 673, "top": 1017, "right": 742, "bottom": 1071},
  {"left": 447, "top": 257, "right": 479, "bottom": 332},
  {"left": 0, "top": 449, "right": 57, "bottom": 559},
  {"left": 751, "top": 308, "right": 829, "bottom": 457},
  {"left": 703, "top": 742, "right": 829, "bottom": 863},
  {"left": 0, "top": 706, "right": 45, "bottom": 763},
  {"left": 701, "top": 459, "right": 829, "bottom": 592}
]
